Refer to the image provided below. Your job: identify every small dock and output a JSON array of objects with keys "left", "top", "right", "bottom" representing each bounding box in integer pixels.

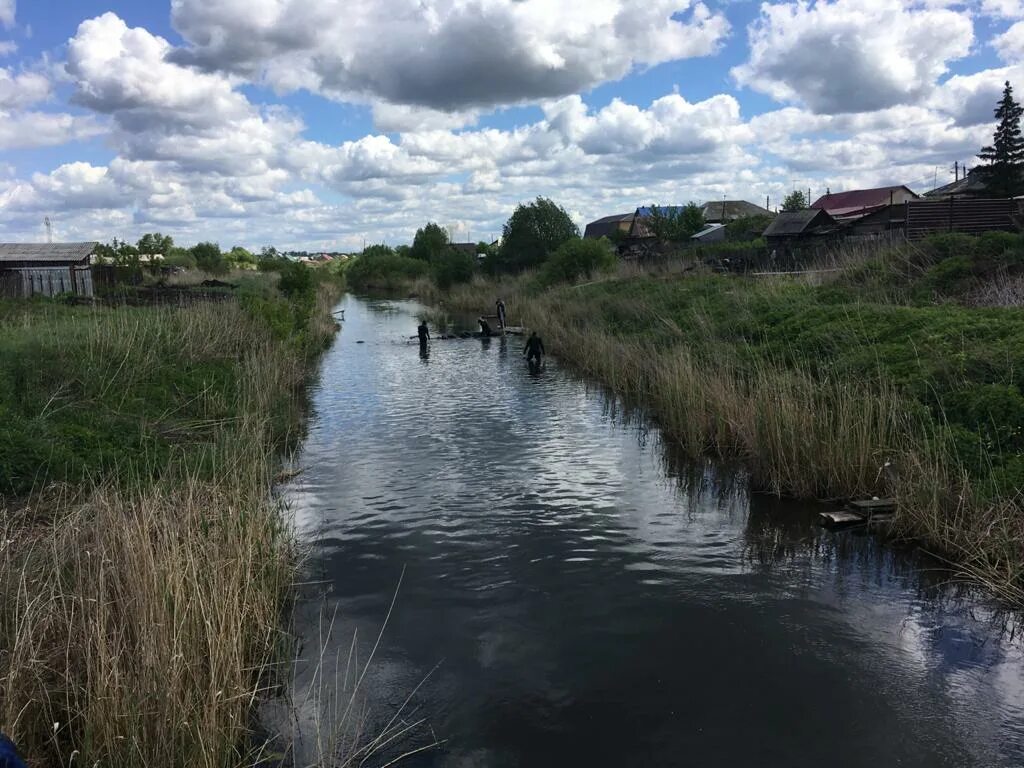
[{"left": 819, "top": 498, "right": 896, "bottom": 528}]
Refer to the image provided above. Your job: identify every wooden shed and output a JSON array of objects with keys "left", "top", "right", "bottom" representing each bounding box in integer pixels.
[
  {"left": 0, "top": 242, "right": 97, "bottom": 298},
  {"left": 763, "top": 209, "right": 838, "bottom": 249}
]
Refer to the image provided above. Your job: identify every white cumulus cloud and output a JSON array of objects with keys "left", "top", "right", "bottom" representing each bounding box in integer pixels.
[
  {"left": 733, "top": 0, "right": 974, "bottom": 114},
  {"left": 169, "top": 0, "right": 729, "bottom": 112}
]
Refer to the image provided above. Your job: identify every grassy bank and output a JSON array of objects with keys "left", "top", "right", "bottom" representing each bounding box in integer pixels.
[
  {"left": 0, "top": 273, "right": 341, "bottom": 766},
  {"left": 428, "top": 238, "right": 1024, "bottom": 604}
]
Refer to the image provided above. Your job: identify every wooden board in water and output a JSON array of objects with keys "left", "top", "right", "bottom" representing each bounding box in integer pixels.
[{"left": 819, "top": 510, "right": 867, "bottom": 528}]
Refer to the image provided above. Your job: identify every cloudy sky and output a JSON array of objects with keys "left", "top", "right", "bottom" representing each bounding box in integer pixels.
[{"left": 0, "top": 0, "right": 1022, "bottom": 250}]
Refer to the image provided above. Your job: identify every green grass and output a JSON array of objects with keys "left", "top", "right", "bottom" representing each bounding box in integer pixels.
[{"left": 0, "top": 273, "right": 345, "bottom": 767}]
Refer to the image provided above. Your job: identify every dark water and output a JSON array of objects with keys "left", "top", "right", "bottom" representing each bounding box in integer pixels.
[{"left": 281, "top": 295, "right": 1024, "bottom": 767}]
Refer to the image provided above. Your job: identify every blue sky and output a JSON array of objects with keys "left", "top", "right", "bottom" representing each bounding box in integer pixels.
[{"left": 1, "top": 0, "right": 1023, "bottom": 250}]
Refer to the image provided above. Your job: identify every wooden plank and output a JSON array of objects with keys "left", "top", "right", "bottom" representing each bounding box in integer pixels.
[
  {"left": 819, "top": 510, "right": 867, "bottom": 527},
  {"left": 849, "top": 498, "right": 896, "bottom": 513}
]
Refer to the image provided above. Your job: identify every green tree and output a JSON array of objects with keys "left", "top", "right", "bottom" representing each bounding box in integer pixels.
[
  {"left": 645, "top": 203, "right": 705, "bottom": 243},
  {"left": 498, "top": 197, "right": 579, "bottom": 272},
  {"left": 410, "top": 222, "right": 449, "bottom": 262},
  {"left": 191, "top": 242, "right": 228, "bottom": 275},
  {"left": 432, "top": 247, "right": 475, "bottom": 290},
  {"left": 978, "top": 81, "right": 1024, "bottom": 198},
  {"left": 136, "top": 232, "right": 173, "bottom": 257},
  {"left": 781, "top": 191, "right": 808, "bottom": 212}
]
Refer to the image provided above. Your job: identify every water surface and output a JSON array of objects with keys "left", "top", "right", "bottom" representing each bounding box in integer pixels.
[{"left": 282, "top": 295, "right": 1024, "bottom": 767}]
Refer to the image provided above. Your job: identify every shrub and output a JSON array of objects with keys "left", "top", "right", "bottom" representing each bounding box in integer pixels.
[
  {"left": 540, "top": 237, "right": 617, "bottom": 285},
  {"left": 346, "top": 249, "right": 429, "bottom": 292},
  {"left": 190, "top": 242, "right": 228, "bottom": 275},
  {"left": 432, "top": 248, "right": 475, "bottom": 290}
]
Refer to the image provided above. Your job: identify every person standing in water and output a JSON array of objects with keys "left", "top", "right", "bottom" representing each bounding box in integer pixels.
[
  {"left": 496, "top": 298, "right": 507, "bottom": 329},
  {"left": 417, "top": 320, "right": 430, "bottom": 345},
  {"left": 523, "top": 331, "right": 545, "bottom": 366}
]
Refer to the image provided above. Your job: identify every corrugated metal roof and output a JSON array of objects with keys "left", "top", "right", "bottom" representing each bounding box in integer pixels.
[
  {"left": 763, "top": 209, "right": 834, "bottom": 237},
  {"left": 699, "top": 200, "right": 773, "bottom": 221},
  {"left": 810, "top": 186, "right": 918, "bottom": 212},
  {"left": 0, "top": 242, "right": 97, "bottom": 263},
  {"left": 635, "top": 206, "right": 685, "bottom": 218}
]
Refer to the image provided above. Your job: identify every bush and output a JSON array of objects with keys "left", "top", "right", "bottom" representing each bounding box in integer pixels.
[
  {"left": 191, "top": 242, "right": 228, "bottom": 275},
  {"left": 163, "top": 251, "right": 196, "bottom": 269},
  {"left": 540, "top": 237, "right": 617, "bottom": 285},
  {"left": 432, "top": 248, "right": 475, "bottom": 290}
]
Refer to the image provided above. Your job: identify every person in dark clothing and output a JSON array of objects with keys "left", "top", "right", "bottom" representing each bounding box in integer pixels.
[
  {"left": 496, "top": 298, "right": 507, "bottom": 328},
  {"left": 417, "top": 320, "right": 430, "bottom": 344},
  {"left": 523, "top": 331, "right": 545, "bottom": 366},
  {"left": 478, "top": 317, "right": 493, "bottom": 336}
]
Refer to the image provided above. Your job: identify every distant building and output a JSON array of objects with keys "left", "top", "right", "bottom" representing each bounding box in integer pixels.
[
  {"left": 811, "top": 185, "right": 920, "bottom": 222},
  {"left": 763, "top": 209, "right": 838, "bottom": 249},
  {"left": 690, "top": 223, "right": 727, "bottom": 244},
  {"left": 450, "top": 242, "right": 481, "bottom": 257},
  {"left": 583, "top": 213, "right": 635, "bottom": 240},
  {"left": 0, "top": 242, "right": 97, "bottom": 298},
  {"left": 700, "top": 200, "right": 774, "bottom": 223},
  {"left": 923, "top": 168, "right": 989, "bottom": 199}
]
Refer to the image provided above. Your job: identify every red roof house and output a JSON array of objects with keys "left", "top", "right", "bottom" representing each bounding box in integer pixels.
[{"left": 810, "top": 185, "right": 920, "bottom": 222}]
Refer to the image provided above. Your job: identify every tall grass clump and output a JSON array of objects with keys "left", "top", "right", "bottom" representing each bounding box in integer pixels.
[{"left": 0, "top": 275, "right": 343, "bottom": 766}]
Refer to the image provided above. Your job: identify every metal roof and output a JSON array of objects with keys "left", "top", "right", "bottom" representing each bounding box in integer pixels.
[
  {"left": 0, "top": 242, "right": 97, "bottom": 263},
  {"left": 635, "top": 206, "right": 685, "bottom": 218},
  {"left": 699, "top": 200, "right": 774, "bottom": 221},
  {"left": 810, "top": 186, "right": 918, "bottom": 212},
  {"left": 763, "top": 209, "right": 835, "bottom": 237}
]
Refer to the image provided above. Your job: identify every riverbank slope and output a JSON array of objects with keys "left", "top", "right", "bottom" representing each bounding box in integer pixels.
[{"left": 0, "top": 272, "right": 341, "bottom": 766}]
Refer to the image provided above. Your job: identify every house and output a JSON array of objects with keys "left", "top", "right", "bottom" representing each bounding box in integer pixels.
[
  {"left": 762, "top": 209, "right": 838, "bottom": 249},
  {"left": 583, "top": 213, "right": 635, "bottom": 240},
  {"left": 700, "top": 200, "right": 774, "bottom": 223},
  {"left": 450, "top": 242, "right": 481, "bottom": 257},
  {"left": 811, "top": 185, "right": 920, "bottom": 222},
  {"left": 691, "top": 223, "right": 727, "bottom": 244},
  {"left": 0, "top": 242, "right": 97, "bottom": 299},
  {"left": 923, "top": 168, "right": 989, "bottom": 199},
  {"left": 843, "top": 204, "right": 908, "bottom": 239},
  {"left": 627, "top": 206, "right": 685, "bottom": 240}
]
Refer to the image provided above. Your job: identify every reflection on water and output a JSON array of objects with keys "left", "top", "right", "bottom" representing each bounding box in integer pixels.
[{"left": 281, "top": 295, "right": 1024, "bottom": 767}]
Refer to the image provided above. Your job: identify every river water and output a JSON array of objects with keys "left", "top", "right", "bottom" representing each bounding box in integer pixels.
[{"left": 281, "top": 295, "right": 1024, "bottom": 767}]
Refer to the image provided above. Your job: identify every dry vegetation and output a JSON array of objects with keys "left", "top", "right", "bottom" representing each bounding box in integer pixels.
[{"left": 0, "top": 281, "right": 343, "bottom": 766}]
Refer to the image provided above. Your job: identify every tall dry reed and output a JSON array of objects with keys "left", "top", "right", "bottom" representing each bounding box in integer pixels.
[{"left": 0, "top": 283, "right": 343, "bottom": 766}]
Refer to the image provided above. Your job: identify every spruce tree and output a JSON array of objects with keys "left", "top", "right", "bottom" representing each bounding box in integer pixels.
[{"left": 978, "top": 81, "right": 1024, "bottom": 198}]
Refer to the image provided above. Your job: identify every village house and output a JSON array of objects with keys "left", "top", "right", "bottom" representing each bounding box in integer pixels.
[
  {"left": 699, "top": 200, "right": 773, "bottom": 223},
  {"left": 810, "top": 185, "right": 920, "bottom": 223},
  {"left": 762, "top": 209, "right": 838, "bottom": 251},
  {"left": 0, "top": 242, "right": 97, "bottom": 299},
  {"left": 582, "top": 213, "right": 635, "bottom": 240}
]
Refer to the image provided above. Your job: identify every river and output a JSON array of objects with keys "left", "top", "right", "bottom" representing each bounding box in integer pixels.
[{"left": 278, "top": 294, "right": 1024, "bottom": 767}]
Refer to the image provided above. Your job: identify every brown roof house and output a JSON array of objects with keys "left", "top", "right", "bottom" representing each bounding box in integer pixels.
[
  {"left": 811, "top": 185, "right": 919, "bottom": 222},
  {"left": 0, "top": 242, "right": 97, "bottom": 298}
]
